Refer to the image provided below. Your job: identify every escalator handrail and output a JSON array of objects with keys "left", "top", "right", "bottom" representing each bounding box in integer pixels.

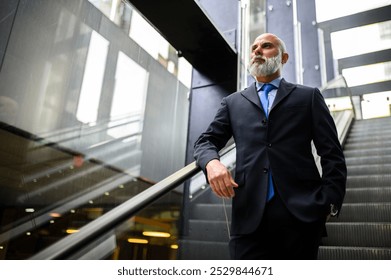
[
  {"left": 320, "top": 74, "right": 356, "bottom": 119},
  {"left": 29, "top": 143, "right": 236, "bottom": 260}
]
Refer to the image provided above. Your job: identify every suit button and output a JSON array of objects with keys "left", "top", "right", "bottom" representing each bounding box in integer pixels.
[
  {"left": 263, "top": 168, "right": 268, "bottom": 173},
  {"left": 262, "top": 119, "right": 267, "bottom": 125},
  {"left": 268, "top": 143, "right": 272, "bottom": 147}
]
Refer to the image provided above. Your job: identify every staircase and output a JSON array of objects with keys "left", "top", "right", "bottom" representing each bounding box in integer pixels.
[{"left": 319, "top": 116, "right": 391, "bottom": 259}]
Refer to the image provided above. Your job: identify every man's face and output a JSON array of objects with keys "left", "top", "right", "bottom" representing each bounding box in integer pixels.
[{"left": 249, "top": 34, "right": 283, "bottom": 77}]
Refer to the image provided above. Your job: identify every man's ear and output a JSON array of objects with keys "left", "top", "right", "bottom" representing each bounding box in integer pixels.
[{"left": 282, "top": 53, "right": 289, "bottom": 64}]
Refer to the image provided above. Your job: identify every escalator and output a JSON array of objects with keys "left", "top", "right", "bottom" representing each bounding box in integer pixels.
[
  {"left": 318, "top": 116, "right": 391, "bottom": 259},
  {"left": 2, "top": 86, "right": 390, "bottom": 260}
]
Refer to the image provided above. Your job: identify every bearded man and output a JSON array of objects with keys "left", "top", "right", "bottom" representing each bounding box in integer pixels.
[{"left": 193, "top": 33, "right": 347, "bottom": 260}]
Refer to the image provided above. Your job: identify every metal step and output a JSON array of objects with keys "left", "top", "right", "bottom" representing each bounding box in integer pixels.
[
  {"left": 323, "top": 223, "right": 391, "bottom": 247},
  {"left": 350, "top": 117, "right": 391, "bottom": 129},
  {"left": 348, "top": 127, "right": 391, "bottom": 137},
  {"left": 344, "top": 139, "right": 391, "bottom": 151},
  {"left": 347, "top": 164, "right": 391, "bottom": 176},
  {"left": 346, "top": 155, "right": 391, "bottom": 166},
  {"left": 347, "top": 174, "right": 391, "bottom": 188},
  {"left": 344, "top": 187, "right": 391, "bottom": 203},
  {"left": 190, "top": 203, "right": 232, "bottom": 221},
  {"left": 331, "top": 203, "right": 391, "bottom": 223},
  {"left": 345, "top": 134, "right": 391, "bottom": 145},
  {"left": 344, "top": 147, "right": 391, "bottom": 158},
  {"left": 186, "top": 220, "right": 230, "bottom": 243},
  {"left": 349, "top": 124, "right": 391, "bottom": 134},
  {"left": 178, "top": 240, "right": 230, "bottom": 260},
  {"left": 318, "top": 246, "right": 391, "bottom": 260}
]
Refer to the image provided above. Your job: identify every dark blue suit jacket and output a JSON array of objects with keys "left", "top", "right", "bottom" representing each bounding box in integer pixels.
[{"left": 194, "top": 79, "right": 347, "bottom": 235}]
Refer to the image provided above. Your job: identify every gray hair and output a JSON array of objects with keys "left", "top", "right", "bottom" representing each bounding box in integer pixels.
[{"left": 275, "top": 36, "right": 287, "bottom": 54}]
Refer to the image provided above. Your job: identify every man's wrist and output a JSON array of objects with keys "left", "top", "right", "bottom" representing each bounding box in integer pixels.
[{"left": 205, "top": 158, "right": 220, "bottom": 169}]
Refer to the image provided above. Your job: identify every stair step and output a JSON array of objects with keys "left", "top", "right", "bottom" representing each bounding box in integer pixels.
[
  {"left": 178, "top": 240, "right": 230, "bottom": 260},
  {"left": 349, "top": 126, "right": 391, "bottom": 135},
  {"left": 344, "top": 139, "right": 391, "bottom": 150},
  {"left": 187, "top": 220, "right": 230, "bottom": 242},
  {"left": 344, "top": 187, "right": 391, "bottom": 203},
  {"left": 347, "top": 164, "right": 391, "bottom": 176},
  {"left": 332, "top": 203, "right": 391, "bottom": 222},
  {"left": 346, "top": 135, "right": 391, "bottom": 146},
  {"left": 191, "top": 189, "right": 232, "bottom": 205},
  {"left": 347, "top": 174, "right": 391, "bottom": 188},
  {"left": 348, "top": 124, "right": 391, "bottom": 133},
  {"left": 323, "top": 223, "right": 391, "bottom": 247},
  {"left": 346, "top": 155, "right": 391, "bottom": 166},
  {"left": 191, "top": 203, "right": 232, "bottom": 221},
  {"left": 344, "top": 147, "right": 391, "bottom": 158},
  {"left": 351, "top": 117, "right": 391, "bottom": 128},
  {"left": 318, "top": 246, "right": 391, "bottom": 260}
]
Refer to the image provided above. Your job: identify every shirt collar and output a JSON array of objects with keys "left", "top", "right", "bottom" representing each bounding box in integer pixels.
[{"left": 256, "top": 77, "right": 282, "bottom": 91}]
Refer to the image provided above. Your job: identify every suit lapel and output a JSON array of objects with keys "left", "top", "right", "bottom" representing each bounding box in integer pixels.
[
  {"left": 241, "top": 82, "right": 262, "bottom": 111},
  {"left": 240, "top": 79, "right": 297, "bottom": 114},
  {"left": 270, "top": 78, "right": 296, "bottom": 112}
]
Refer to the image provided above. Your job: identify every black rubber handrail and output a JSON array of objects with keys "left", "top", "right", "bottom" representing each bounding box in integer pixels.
[{"left": 29, "top": 143, "right": 236, "bottom": 260}]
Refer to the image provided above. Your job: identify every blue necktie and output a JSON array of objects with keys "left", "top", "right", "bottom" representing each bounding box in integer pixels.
[
  {"left": 260, "top": 83, "right": 276, "bottom": 117},
  {"left": 260, "top": 83, "right": 276, "bottom": 201}
]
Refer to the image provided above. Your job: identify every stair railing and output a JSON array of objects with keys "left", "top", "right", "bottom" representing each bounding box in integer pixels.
[{"left": 29, "top": 143, "right": 236, "bottom": 260}]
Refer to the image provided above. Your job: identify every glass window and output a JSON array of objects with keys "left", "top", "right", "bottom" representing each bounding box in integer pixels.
[
  {"left": 342, "top": 61, "right": 391, "bottom": 87},
  {"left": 330, "top": 21, "right": 391, "bottom": 59},
  {"left": 88, "top": 0, "right": 191, "bottom": 88},
  {"left": 361, "top": 91, "right": 391, "bottom": 119},
  {"left": 315, "top": 0, "right": 390, "bottom": 22}
]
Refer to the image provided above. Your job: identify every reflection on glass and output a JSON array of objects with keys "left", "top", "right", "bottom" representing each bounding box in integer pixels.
[
  {"left": 109, "top": 51, "right": 148, "bottom": 139},
  {"left": 88, "top": 0, "right": 131, "bottom": 31},
  {"left": 105, "top": 191, "right": 183, "bottom": 260},
  {"left": 76, "top": 31, "right": 109, "bottom": 124},
  {"left": 111, "top": 52, "right": 148, "bottom": 118},
  {"left": 0, "top": 0, "right": 191, "bottom": 260},
  {"left": 129, "top": 10, "right": 169, "bottom": 61},
  {"left": 0, "top": 125, "right": 155, "bottom": 259}
]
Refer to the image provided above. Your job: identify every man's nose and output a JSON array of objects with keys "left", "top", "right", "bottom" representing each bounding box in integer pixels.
[{"left": 253, "top": 46, "right": 262, "bottom": 56}]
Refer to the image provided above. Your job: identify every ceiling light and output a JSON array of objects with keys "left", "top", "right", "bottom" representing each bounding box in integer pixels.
[
  {"left": 50, "top": 212, "right": 61, "bottom": 218},
  {"left": 127, "top": 238, "right": 148, "bottom": 244},
  {"left": 142, "top": 231, "right": 171, "bottom": 238}
]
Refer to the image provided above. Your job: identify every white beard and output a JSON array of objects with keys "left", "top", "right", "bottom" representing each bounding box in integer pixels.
[{"left": 249, "top": 53, "right": 282, "bottom": 77}]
